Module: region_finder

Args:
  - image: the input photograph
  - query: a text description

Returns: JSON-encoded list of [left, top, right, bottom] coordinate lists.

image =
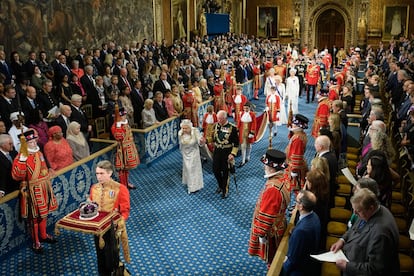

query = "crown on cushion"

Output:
[[79, 201, 99, 220]]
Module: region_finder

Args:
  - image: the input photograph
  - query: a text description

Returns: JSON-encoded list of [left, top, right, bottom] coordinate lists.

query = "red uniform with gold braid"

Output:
[[274, 64, 286, 82], [311, 96, 331, 137], [253, 65, 261, 99], [111, 107, 139, 187], [329, 83, 340, 101], [248, 165, 290, 265], [213, 81, 226, 112], [238, 110, 257, 144], [12, 129, 58, 251], [265, 93, 281, 123], [305, 63, 320, 86], [232, 93, 248, 125], [182, 90, 199, 127], [89, 178, 131, 264], [202, 110, 217, 152], [285, 130, 308, 190]]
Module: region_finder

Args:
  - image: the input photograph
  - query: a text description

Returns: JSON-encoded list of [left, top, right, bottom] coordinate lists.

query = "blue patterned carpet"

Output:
[[1, 94, 318, 276]]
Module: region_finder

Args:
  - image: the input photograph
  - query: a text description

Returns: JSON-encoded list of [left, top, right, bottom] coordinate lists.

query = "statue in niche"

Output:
[[199, 8, 207, 38], [293, 12, 300, 39], [177, 7, 186, 38], [357, 7, 367, 40]]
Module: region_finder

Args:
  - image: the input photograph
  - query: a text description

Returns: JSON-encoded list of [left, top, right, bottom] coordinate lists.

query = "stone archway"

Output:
[[307, 2, 353, 50]]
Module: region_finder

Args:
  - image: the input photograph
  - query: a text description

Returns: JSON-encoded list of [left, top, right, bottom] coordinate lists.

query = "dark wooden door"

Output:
[[317, 9, 345, 50]]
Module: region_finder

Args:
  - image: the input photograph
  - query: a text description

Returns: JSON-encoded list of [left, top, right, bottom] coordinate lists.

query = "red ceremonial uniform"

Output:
[[266, 94, 281, 123], [274, 64, 287, 81], [12, 150, 58, 218], [202, 111, 217, 152], [248, 172, 290, 264], [238, 111, 257, 144], [305, 64, 321, 85], [328, 84, 340, 101], [253, 65, 261, 99], [232, 94, 248, 125], [213, 82, 226, 112], [111, 121, 139, 186], [12, 147, 58, 249], [285, 130, 308, 189], [311, 97, 331, 137], [182, 91, 198, 126]]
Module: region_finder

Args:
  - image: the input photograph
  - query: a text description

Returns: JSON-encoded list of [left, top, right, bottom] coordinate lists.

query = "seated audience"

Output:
[[43, 126, 73, 170], [66, 121, 90, 161], [331, 188, 399, 275], [141, 99, 159, 128], [0, 134, 19, 197]]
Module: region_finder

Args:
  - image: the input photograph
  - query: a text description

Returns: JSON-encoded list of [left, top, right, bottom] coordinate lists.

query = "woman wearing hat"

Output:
[[43, 125, 73, 170], [248, 149, 290, 267], [12, 129, 59, 254], [111, 105, 139, 190], [286, 114, 309, 190]]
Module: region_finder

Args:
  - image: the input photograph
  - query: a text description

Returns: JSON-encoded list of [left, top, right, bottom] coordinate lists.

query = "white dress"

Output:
[[263, 75, 276, 96], [275, 83, 287, 125], [285, 76, 300, 115], [178, 127, 204, 193]]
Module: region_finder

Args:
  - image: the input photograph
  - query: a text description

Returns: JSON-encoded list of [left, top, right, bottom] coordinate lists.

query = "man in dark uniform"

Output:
[[209, 110, 239, 199]]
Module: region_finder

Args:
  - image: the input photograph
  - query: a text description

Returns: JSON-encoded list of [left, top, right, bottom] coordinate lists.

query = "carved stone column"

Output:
[[357, 0, 368, 48]]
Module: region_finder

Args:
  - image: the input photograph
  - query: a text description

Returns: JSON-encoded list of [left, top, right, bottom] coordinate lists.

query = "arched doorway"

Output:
[[316, 9, 345, 50]]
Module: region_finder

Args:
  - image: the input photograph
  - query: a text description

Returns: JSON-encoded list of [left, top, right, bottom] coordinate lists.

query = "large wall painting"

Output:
[[0, 0, 155, 55]]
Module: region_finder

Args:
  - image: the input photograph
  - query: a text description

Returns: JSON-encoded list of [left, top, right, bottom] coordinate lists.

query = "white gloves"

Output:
[[19, 155, 27, 162], [248, 134, 254, 139], [116, 122, 122, 128], [264, 106, 269, 112], [291, 172, 298, 178], [259, 236, 268, 245]]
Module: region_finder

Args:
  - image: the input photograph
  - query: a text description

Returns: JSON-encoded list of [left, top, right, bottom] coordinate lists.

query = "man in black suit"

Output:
[[0, 85, 19, 130], [24, 51, 38, 77], [55, 54, 72, 85], [130, 80, 145, 128], [92, 49, 104, 76], [70, 94, 91, 138], [0, 134, 19, 197], [21, 86, 40, 125], [37, 79, 59, 123], [0, 50, 13, 85], [53, 105, 72, 138], [153, 91, 169, 122], [235, 59, 248, 84], [153, 72, 171, 95], [118, 68, 132, 92], [81, 65, 96, 104], [74, 47, 86, 69], [314, 135, 338, 207]]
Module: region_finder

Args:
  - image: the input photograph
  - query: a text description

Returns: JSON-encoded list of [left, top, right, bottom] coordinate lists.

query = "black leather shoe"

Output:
[[237, 162, 245, 168], [221, 192, 228, 199], [32, 244, 44, 254], [42, 235, 57, 244], [215, 187, 222, 194], [128, 183, 137, 190]]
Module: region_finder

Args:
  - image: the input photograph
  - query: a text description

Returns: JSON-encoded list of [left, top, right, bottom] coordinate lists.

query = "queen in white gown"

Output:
[[285, 68, 300, 115], [275, 75, 287, 125], [178, 119, 204, 194]]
